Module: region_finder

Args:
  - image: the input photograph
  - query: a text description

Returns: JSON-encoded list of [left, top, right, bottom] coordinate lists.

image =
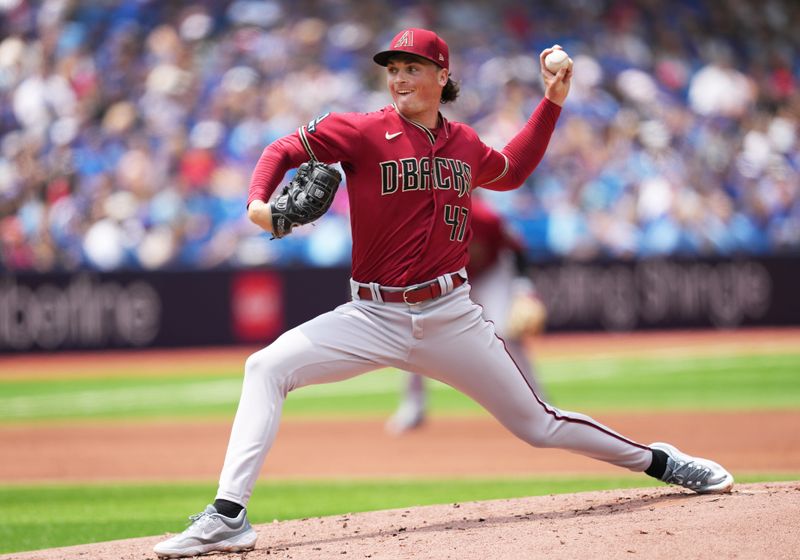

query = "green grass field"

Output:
[[1, 347, 799, 554], [2, 352, 798, 423]]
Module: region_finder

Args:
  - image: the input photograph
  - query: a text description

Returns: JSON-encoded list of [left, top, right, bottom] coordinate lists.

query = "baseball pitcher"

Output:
[[155, 28, 733, 558]]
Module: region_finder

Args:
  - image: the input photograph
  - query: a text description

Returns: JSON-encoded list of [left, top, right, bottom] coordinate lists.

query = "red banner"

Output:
[[230, 272, 284, 343]]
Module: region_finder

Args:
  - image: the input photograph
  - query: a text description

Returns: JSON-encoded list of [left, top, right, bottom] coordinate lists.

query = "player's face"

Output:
[[386, 57, 448, 127]]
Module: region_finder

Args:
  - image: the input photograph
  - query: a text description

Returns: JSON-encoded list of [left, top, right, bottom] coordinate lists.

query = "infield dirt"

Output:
[[1, 410, 799, 481]]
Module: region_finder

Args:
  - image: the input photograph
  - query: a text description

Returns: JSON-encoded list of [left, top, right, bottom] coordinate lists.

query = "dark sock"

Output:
[[645, 448, 668, 480], [213, 498, 244, 518]]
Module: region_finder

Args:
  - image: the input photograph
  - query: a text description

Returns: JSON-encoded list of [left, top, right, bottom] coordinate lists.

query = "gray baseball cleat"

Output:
[[153, 505, 257, 558], [385, 399, 426, 435], [650, 442, 734, 494]]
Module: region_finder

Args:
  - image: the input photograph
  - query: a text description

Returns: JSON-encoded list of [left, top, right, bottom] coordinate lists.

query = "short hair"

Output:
[[385, 53, 459, 104]]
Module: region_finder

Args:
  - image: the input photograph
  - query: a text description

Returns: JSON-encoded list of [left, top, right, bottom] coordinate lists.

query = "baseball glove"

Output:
[[269, 161, 342, 239], [506, 292, 548, 340]]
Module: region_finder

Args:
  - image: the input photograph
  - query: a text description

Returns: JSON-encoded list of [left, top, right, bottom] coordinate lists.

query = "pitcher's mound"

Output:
[[7, 482, 799, 560]]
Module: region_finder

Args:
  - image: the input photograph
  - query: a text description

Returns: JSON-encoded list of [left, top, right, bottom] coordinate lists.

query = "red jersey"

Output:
[[248, 98, 560, 286], [467, 198, 524, 279]]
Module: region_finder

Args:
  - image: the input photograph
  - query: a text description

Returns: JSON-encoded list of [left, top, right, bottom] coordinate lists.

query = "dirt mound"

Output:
[[6, 482, 798, 560]]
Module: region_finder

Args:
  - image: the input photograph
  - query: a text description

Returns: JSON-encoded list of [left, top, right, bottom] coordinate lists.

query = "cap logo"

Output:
[[439, 53, 444, 61], [394, 30, 413, 47]]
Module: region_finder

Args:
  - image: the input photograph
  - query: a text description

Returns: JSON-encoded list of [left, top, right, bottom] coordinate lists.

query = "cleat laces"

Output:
[[185, 510, 217, 531], [664, 459, 713, 488]]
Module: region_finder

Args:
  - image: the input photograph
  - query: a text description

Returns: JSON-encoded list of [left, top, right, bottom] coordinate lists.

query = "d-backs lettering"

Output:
[[380, 157, 472, 198]]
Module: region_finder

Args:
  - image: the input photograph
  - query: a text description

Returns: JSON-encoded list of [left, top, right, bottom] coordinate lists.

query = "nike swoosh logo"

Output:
[[385, 131, 403, 140]]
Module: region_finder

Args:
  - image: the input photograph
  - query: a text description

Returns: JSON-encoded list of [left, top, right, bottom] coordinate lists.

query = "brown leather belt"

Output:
[[356, 274, 465, 305]]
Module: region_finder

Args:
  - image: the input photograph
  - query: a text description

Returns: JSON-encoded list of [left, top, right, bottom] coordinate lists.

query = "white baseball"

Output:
[[544, 49, 569, 73]]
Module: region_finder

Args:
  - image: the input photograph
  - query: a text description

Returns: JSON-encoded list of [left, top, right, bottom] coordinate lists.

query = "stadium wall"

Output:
[[1, 257, 797, 353]]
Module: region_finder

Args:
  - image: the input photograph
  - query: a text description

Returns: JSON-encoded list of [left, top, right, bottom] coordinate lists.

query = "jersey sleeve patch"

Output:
[[306, 112, 330, 134], [296, 111, 362, 165]]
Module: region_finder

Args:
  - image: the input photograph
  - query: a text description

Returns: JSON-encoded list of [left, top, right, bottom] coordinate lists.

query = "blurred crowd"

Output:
[[0, 0, 798, 271]]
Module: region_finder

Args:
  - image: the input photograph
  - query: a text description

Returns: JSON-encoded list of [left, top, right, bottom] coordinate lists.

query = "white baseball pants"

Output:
[[216, 272, 653, 506]]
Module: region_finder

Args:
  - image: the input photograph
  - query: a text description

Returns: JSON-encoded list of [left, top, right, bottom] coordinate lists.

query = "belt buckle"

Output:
[[402, 286, 423, 305]]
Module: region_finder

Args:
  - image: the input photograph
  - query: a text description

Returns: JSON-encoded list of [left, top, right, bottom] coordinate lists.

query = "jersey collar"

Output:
[[390, 104, 450, 144]]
